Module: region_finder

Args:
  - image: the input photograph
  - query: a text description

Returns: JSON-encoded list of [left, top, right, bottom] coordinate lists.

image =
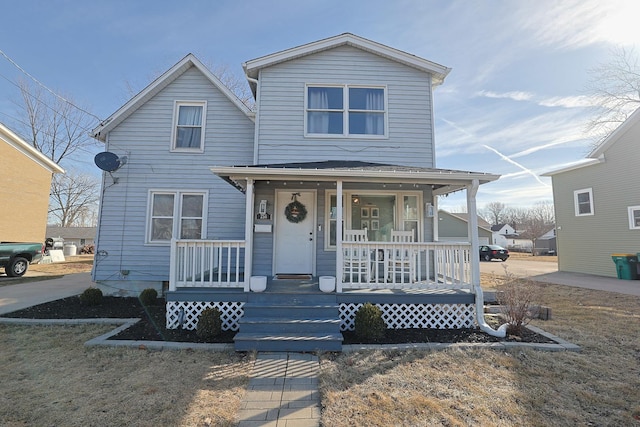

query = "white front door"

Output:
[[274, 190, 316, 275]]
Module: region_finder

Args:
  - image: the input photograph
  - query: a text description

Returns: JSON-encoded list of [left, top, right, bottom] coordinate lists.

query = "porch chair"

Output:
[[343, 229, 372, 284], [388, 230, 417, 283]]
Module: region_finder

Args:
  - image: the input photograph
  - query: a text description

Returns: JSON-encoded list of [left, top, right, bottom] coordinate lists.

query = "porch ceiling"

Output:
[[210, 160, 499, 195]]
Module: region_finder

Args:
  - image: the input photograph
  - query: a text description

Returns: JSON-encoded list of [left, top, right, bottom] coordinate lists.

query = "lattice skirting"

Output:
[[339, 303, 476, 331], [166, 301, 245, 331], [166, 301, 475, 332]]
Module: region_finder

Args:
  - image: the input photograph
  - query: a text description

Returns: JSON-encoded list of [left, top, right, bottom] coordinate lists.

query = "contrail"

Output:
[[483, 145, 549, 187]]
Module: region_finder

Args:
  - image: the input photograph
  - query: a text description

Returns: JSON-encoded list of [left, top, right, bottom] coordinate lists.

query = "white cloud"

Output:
[[476, 90, 534, 101]]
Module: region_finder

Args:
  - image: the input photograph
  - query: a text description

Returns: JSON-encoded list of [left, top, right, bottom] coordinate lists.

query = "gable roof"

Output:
[[243, 33, 451, 96], [0, 122, 64, 173], [212, 160, 499, 195], [543, 106, 640, 176], [91, 54, 254, 142], [46, 226, 96, 240], [440, 210, 492, 231]]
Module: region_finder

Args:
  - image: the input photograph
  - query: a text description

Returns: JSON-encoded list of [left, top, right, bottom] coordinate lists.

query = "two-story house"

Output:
[[91, 33, 505, 351], [543, 106, 640, 277]]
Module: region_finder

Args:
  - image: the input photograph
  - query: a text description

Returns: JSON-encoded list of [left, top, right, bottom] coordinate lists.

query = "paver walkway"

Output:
[[237, 352, 320, 427]]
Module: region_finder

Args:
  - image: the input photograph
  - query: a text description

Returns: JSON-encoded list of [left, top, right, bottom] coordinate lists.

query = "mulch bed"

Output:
[[1, 296, 554, 344]]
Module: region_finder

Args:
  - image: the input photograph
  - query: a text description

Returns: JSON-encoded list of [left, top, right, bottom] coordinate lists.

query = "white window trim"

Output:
[[304, 84, 388, 138], [170, 100, 207, 153], [145, 189, 209, 245], [573, 188, 594, 216], [628, 205, 640, 229], [324, 190, 422, 250]]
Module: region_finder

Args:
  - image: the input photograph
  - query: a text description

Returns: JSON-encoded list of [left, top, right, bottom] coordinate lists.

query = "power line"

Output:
[[0, 48, 103, 122]]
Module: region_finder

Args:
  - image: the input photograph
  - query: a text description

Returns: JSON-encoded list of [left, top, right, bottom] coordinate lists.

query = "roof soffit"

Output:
[[0, 122, 65, 173]]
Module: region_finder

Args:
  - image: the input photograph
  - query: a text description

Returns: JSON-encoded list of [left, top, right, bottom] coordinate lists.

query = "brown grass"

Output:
[[0, 324, 253, 426], [508, 252, 558, 263], [28, 256, 95, 275], [319, 282, 640, 426]]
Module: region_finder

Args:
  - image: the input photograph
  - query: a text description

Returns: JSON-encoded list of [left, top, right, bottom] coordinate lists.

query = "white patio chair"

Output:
[[388, 230, 417, 283], [343, 229, 371, 283]]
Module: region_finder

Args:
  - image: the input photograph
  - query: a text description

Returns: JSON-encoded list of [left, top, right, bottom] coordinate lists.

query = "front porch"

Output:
[[164, 161, 505, 351], [166, 275, 476, 352]]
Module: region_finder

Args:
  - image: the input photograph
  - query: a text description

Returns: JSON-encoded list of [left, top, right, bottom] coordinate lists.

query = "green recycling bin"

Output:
[[611, 254, 638, 280]]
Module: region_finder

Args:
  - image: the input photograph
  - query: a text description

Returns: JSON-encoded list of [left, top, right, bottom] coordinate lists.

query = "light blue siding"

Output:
[[255, 45, 434, 167], [94, 67, 254, 289]]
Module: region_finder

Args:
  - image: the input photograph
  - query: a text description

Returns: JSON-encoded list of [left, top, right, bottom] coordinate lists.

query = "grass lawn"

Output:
[[2, 257, 638, 425], [319, 282, 640, 426]]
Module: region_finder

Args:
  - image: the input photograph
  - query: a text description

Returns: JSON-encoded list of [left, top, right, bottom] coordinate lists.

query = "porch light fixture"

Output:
[[352, 195, 360, 205]]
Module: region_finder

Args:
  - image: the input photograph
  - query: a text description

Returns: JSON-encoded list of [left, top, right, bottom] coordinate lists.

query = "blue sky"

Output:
[[1, 0, 638, 211]]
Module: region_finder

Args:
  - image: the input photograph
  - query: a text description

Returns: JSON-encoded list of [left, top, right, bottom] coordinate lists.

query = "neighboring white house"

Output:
[[490, 224, 517, 247], [90, 33, 505, 351], [543, 106, 640, 278]]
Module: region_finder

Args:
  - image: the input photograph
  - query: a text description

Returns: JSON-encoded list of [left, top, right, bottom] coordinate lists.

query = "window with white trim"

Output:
[[171, 101, 206, 151], [306, 86, 386, 137], [628, 206, 640, 229], [147, 191, 207, 243], [574, 188, 594, 216]]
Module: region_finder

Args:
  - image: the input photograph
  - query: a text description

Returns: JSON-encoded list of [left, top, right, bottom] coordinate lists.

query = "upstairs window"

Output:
[[574, 188, 594, 216], [172, 101, 206, 151], [306, 85, 386, 137]]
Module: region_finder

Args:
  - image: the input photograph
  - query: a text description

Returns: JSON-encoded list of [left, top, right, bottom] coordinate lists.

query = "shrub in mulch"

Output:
[[1, 296, 554, 344]]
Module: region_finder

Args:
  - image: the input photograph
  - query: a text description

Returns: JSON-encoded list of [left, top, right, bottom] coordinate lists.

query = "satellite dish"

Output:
[[94, 152, 127, 172]]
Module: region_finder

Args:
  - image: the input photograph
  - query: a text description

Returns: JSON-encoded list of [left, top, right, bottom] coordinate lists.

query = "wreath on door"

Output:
[[285, 193, 307, 223]]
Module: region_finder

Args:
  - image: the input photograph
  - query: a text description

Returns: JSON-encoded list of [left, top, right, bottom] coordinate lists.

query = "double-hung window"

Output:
[[306, 85, 386, 137], [172, 101, 206, 151], [574, 188, 594, 216], [147, 190, 207, 243], [628, 206, 640, 229]]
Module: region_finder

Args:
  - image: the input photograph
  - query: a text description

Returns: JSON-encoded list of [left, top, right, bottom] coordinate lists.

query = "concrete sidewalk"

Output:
[[237, 353, 320, 427], [0, 272, 93, 315], [531, 271, 640, 297]]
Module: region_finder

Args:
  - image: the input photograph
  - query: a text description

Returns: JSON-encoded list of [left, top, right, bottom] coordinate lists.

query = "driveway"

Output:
[[481, 258, 640, 297], [0, 272, 92, 315]]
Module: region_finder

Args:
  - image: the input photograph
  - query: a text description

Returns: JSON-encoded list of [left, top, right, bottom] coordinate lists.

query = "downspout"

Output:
[[246, 75, 260, 165], [467, 179, 507, 338]]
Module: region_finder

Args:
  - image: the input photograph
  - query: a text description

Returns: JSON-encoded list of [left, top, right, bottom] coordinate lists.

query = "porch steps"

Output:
[[235, 292, 342, 352]]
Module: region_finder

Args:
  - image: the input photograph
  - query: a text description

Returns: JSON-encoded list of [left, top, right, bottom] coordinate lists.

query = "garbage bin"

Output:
[[611, 254, 638, 280]]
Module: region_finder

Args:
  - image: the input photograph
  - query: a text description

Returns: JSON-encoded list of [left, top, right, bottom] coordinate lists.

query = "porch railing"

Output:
[[340, 241, 472, 290], [169, 239, 245, 291]]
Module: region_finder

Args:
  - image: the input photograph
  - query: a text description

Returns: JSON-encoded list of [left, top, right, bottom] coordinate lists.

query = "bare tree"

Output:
[[48, 172, 100, 227], [511, 201, 555, 255], [207, 62, 255, 110], [585, 46, 640, 147], [17, 80, 97, 165], [481, 201, 507, 225]]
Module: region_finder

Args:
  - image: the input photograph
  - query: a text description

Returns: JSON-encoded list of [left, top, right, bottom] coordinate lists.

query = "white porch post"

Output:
[[336, 180, 343, 292], [244, 178, 255, 291], [466, 179, 480, 286]]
